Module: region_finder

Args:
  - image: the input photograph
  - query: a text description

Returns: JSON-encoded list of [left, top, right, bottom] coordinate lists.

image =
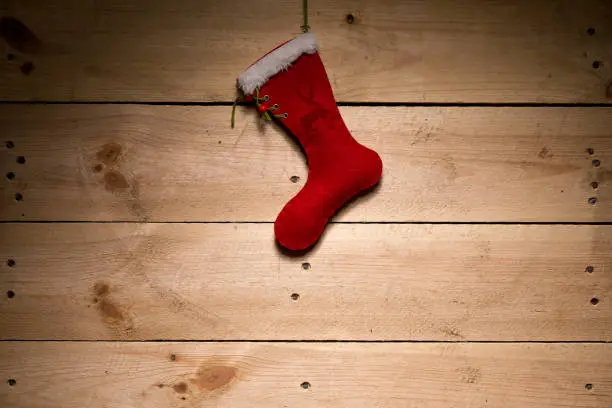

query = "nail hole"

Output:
[[170, 354, 177, 361], [591, 181, 599, 189], [585, 265, 594, 273], [301, 262, 311, 270], [6, 53, 14, 61], [587, 28, 595, 36], [7, 259, 16, 267], [592, 159, 600, 167], [7, 379, 16, 386], [6, 141, 14, 149], [16, 156, 25, 164], [14, 193, 23, 202], [301, 381, 311, 389], [592, 61, 601, 69], [585, 383, 593, 390], [586, 148, 594, 155], [6, 172, 15, 180], [291, 293, 300, 301], [290, 175, 300, 183], [588, 197, 597, 205], [590, 297, 599, 305], [345, 13, 355, 24], [20, 61, 34, 75], [7, 290, 15, 299]]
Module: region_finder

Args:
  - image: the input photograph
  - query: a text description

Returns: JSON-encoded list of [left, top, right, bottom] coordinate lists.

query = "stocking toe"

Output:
[[274, 200, 327, 251]]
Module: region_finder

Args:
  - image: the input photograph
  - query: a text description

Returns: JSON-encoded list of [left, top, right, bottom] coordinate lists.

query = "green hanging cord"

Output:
[[231, 96, 240, 129], [301, 0, 310, 33]]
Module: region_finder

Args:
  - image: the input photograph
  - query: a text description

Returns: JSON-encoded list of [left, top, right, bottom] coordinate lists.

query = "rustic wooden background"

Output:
[[1, 0, 611, 407]]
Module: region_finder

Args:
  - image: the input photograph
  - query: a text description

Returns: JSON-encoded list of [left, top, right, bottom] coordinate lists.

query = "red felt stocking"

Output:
[[237, 33, 383, 250]]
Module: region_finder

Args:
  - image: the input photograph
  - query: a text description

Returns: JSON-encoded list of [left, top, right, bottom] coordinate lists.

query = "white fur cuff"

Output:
[[237, 32, 318, 95]]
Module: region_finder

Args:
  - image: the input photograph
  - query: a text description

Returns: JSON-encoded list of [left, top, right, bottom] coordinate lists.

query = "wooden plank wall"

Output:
[[0, 0, 611, 102], [1, 223, 610, 341], [1, 1, 612, 407], [1, 105, 611, 222], [2, 343, 611, 408]]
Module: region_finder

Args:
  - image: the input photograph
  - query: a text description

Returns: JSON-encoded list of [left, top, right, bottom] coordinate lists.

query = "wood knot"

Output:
[[96, 143, 123, 166], [94, 282, 110, 297], [191, 365, 237, 392], [0, 16, 42, 54], [91, 282, 128, 325], [172, 382, 188, 394]]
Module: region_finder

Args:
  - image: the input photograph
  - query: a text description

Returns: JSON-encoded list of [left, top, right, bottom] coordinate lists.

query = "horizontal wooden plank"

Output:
[[1, 223, 610, 340], [0, 0, 611, 102], [1, 105, 610, 222], [1, 342, 610, 408]]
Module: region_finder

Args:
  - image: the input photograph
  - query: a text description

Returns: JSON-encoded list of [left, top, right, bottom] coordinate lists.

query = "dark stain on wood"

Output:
[[104, 171, 130, 191], [92, 281, 126, 323], [94, 282, 110, 297], [538, 147, 553, 159], [20, 61, 34, 75], [128, 178, 148, 221], [606, 81, 612, 98], [457, 366, 481, 384], [479, 240, 492, 260], [173, 382, 188, 394], [441, 326, 463, 338], [0, 17, 42, 54], [99, 298, 124, 321], [191, 365, 237, 392], [95, 143, 148, 219], [96, 143, 123, 166]]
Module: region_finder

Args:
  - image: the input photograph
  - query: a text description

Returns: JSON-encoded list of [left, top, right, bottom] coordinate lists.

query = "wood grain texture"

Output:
[[0, 0, 611, 102], [1, 342, 610, 408], [1, 105, 611, 222], [1, 223, 610, 340]]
